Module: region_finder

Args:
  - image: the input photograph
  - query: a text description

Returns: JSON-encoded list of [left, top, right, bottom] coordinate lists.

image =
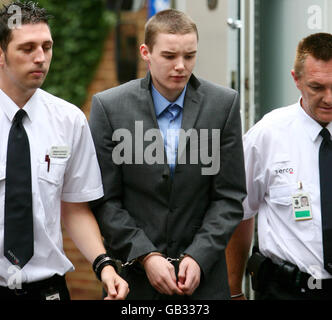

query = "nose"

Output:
[[34, 46, 45, 64], [323, 88, 332, 106], [174, 58, 185, 72]]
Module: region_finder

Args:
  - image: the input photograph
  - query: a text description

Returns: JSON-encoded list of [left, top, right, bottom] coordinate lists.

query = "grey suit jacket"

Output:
[[89, 73, 246, 299]]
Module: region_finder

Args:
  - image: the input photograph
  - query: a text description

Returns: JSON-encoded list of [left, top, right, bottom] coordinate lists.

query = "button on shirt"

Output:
[[0, 89, 103, 286], [243, 99, 332, 279], [151, 84, 186, 175]]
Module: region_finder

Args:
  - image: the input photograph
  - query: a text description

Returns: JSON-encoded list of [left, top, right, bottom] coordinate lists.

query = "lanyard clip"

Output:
[[297, 181, 303, 190]]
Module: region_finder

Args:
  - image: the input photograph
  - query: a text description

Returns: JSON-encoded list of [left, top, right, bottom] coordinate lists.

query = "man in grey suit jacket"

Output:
[[89, 9, 246, 300]]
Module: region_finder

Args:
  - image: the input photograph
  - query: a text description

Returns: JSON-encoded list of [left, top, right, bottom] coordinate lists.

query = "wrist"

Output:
[[229, 282, 243, 296], [231, 292, 244, 299], [100, 264, 116, 277], [92, 253, 120, 281], [139, 252, 164, 266]]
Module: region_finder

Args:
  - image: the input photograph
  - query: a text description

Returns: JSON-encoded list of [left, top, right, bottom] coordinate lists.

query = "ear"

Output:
[[140, 44, 150, 63], [291, 69, 301, 91], [0, 47, 5, 67]]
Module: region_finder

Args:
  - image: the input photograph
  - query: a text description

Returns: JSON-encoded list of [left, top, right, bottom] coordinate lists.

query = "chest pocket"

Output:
[[37, 158, 67, 232], [269, 183, 316, 241], [269, 183, 296, 206], [38, 157, 68, 185]]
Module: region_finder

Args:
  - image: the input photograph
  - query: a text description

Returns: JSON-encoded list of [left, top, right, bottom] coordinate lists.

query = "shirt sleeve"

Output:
[[61, 112, 104, 202], [242, 131, 265, 220]]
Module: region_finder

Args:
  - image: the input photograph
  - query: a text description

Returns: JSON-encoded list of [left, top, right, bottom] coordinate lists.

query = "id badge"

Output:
[[49, 146, 70, 159], [292, 192, 313, 221]]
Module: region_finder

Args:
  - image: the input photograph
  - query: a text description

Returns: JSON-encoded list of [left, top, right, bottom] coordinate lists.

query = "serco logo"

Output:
[[275, 168, 294, 175]]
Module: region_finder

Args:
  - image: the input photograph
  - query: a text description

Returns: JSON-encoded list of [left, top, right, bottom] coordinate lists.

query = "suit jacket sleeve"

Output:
[[88, 94, 157, 262], [184, 92, 247, 276]]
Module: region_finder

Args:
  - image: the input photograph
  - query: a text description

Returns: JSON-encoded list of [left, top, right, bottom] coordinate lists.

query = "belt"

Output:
[[268, 258, 332, 292], [0, 274, 65, 296]]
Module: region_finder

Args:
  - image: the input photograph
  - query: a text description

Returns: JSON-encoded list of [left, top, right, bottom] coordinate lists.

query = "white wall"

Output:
[[258, 0, 332, 116], [175, 0, 230, 86]]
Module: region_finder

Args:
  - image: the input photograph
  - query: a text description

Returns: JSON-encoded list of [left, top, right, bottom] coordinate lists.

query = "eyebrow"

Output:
[[307, 81, 324, 86], [161, 50, 197, 55], [17, 40, 53, 47]]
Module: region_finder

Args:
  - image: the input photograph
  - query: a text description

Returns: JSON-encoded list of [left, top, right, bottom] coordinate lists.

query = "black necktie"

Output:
[[319, 127, 332, 274], [4, 109, 33, 268]]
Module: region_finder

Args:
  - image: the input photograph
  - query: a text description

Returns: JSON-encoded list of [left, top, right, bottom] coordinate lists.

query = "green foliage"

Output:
[[38, 0, 114, 107]]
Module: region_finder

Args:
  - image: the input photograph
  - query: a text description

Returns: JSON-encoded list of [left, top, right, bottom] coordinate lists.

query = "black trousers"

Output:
[[0, 274, 70, 300]]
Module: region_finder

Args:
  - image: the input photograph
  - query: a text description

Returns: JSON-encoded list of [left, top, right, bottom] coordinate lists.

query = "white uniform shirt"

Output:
[[243, 99, 332, 279], [0, 88, 103, 287]]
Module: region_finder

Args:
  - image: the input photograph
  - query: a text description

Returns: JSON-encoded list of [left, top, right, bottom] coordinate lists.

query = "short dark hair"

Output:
[[144, 9, 199, 52], [0, 1, 51, 51], [294, 32, 332, 78]]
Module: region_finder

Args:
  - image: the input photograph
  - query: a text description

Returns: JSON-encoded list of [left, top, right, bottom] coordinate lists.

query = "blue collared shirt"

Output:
[[151, 84, 187, 176]]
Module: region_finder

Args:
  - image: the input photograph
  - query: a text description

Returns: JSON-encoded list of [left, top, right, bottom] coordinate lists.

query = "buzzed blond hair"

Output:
[[144, 9, 198, 52]]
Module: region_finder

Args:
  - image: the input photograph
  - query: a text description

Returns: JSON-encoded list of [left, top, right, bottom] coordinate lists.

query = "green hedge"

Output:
[[38, 0, 115, 107]]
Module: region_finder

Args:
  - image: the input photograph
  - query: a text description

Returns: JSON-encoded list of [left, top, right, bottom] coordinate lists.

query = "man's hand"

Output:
[[143, 255, 184, 296], [101, 265, 129, 300], [177, 255, 201, 296]]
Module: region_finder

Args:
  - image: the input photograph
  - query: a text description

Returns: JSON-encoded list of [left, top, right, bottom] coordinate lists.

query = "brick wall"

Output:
[[63, 6, 147, 300], [81, 7, 148, 118], [62, 229, 103, 300]]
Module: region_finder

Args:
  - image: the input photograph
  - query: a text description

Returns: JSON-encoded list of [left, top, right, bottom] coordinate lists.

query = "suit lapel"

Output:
[[181, 74, 202, 131], [177, 75, 203, 164], [140, 72, 172, 185], [140, 72, 159, 129]]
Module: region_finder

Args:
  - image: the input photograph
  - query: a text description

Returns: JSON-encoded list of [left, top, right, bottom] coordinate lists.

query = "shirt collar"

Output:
[[0, 88, 39, 123], [296, 97, 332, 142], [151, 84, 187, 117]]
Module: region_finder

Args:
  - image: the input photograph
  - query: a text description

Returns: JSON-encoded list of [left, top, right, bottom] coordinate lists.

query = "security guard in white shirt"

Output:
[[0, 1, 129, 300], [226, 32, 332, 300]]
